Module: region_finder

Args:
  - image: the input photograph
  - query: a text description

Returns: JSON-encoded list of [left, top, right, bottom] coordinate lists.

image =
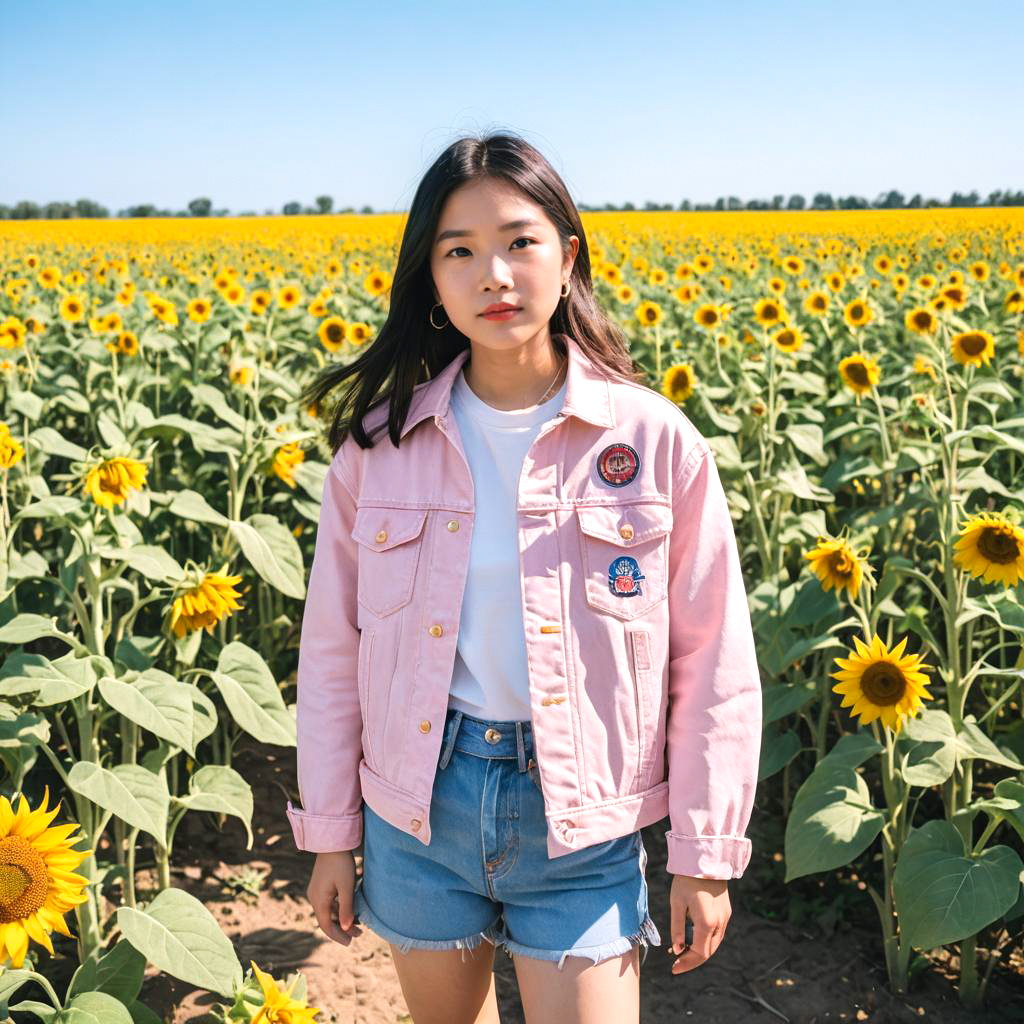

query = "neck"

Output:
[[462, 332, 565, 411]]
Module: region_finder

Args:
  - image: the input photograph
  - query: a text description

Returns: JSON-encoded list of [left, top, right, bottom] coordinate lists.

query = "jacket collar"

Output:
[[398, 332, 615, 439]]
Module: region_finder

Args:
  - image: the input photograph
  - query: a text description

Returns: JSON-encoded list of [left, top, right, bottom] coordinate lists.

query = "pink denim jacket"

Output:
[[285, 333, 762, 878]]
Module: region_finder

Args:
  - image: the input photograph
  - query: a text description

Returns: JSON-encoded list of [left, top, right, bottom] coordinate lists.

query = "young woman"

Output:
[[287, 131, 762, 1024]]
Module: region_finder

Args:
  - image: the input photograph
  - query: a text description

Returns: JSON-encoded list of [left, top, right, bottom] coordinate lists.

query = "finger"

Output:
[[314, 895, 356, 945]]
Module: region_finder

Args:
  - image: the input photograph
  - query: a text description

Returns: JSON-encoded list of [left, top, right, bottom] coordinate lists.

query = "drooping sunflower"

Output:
[[831, 634, 933, 735], [952, 512, 1024, 587], [804, 536, 867, 601], [169, 564, 245, 637], [0, 786, 92, 970], [248, 961, 320, 1023], [82, 456, 149, 509], [635, 300, 663, 327], [842, 298, 874, 329], [661, 363, 696, 403], [0, 422, 26, 470], [838, 352, 881, 395], [271, 442, 305, 489], [904, 307, 937, 335], [951, 329, 995, 368], [317, 316, 347, 352]]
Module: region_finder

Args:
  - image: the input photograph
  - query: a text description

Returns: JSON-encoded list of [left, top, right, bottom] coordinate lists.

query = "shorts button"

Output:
[[419, 720, 430, 733], [410, 818, 421, 831], [375, 529, 388, 543], [428, 624, 443, 637], [447, 519, 460, 531], [619, 524, 634, 539], [484, 728, 502, 744]]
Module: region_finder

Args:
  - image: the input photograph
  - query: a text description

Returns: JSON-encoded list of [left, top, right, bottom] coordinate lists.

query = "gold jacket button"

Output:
[[375, 529, 388, 543], [419, 720, 431, 733], [619, 524, 634, 539], [447, 519, 460, 531], [410, 818, 422, 831], [428, 624, 443, 637]]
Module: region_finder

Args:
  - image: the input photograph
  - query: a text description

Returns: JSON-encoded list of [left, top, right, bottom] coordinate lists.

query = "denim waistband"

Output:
[[439, 706, 534, 771]]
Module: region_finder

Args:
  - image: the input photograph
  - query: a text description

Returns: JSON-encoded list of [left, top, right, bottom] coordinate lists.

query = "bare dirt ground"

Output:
[[28, 740, 1023, 1023]]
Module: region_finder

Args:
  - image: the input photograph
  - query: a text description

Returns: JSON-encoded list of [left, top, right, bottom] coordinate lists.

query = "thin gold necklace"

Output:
[[531, 355, 566, 407]]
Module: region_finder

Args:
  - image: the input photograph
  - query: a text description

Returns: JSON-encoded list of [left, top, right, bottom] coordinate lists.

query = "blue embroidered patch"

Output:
[[608, 556, 645, 598]]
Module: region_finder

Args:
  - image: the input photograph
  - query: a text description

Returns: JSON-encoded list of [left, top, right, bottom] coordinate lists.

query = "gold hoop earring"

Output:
[[560, 280, 571, 299], [429, 302, 449, 329]]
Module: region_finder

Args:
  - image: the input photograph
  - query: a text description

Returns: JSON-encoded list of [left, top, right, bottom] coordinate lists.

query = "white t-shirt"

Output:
[[447, 363, 569, 722]]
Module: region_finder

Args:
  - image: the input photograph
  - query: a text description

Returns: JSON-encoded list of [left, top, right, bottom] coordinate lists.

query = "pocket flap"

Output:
[[576, 502, 672, 545], [351, 506, 428, 550]]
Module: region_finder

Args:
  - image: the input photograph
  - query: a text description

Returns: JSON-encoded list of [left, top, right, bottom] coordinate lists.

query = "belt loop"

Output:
[[516, 721, 527, 772], [438, 710, 463, 770]]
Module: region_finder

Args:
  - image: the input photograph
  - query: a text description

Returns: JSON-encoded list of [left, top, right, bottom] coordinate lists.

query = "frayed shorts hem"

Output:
[[354, 889, 503, 960], [492, 912, 662, 972]]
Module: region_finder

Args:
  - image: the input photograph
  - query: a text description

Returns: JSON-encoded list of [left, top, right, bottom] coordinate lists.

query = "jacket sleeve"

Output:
[[664, 439, 762, 879], [285, 440, 365, 853]]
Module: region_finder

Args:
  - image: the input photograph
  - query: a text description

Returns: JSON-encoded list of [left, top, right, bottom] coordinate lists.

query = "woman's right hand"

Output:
[[307, 850, 364, 945]]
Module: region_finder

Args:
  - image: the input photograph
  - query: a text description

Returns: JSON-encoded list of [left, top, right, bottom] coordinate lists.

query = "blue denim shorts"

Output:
[[352, 707, 662, 971]]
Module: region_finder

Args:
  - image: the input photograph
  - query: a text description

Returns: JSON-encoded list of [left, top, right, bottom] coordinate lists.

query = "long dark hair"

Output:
[[299, 131, 645, 456]]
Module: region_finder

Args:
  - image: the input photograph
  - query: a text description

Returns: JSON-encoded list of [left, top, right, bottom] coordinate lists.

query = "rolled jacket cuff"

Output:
[[286, 799, 363, 853], [665, 831, 752, 879]]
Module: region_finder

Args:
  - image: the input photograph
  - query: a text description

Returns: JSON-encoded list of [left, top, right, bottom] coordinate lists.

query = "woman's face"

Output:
[[429, 177, 578, 350]]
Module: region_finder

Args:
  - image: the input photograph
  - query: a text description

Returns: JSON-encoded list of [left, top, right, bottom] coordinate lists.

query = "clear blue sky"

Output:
[[2, 0, 1021, 213]]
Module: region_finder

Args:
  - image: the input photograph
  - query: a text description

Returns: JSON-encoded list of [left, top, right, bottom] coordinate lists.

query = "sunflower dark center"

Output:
[[851, 304, 864, 319], [326, 324, 343, 343], [978, 527, 1020, 564], [913, 312, 931, 329], [829, 550, 855, 577], [847, 362, 870, 387], [961, 333, 986, 356], [860, 663, 907, 706]]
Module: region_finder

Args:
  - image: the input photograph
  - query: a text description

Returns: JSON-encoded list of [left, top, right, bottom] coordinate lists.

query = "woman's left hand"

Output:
[[668, 874, 731, 974]]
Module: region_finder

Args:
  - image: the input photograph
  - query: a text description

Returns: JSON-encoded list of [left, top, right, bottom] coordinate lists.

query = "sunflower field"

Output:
[[1, 207, 1023, 1019]]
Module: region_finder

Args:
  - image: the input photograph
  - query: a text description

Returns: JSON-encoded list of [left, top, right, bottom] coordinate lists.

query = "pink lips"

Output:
[[481, 307, 521, 320]]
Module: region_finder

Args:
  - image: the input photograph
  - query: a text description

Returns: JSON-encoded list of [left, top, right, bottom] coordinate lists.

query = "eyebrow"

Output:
[[434, 218, 542, 246]]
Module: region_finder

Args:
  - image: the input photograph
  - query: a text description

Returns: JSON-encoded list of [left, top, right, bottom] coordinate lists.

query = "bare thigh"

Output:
[[513, 945, 640, 1024], [388, 939, 501, 1024]]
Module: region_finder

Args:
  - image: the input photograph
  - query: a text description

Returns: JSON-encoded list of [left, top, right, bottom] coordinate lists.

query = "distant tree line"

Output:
[[579, 189, 1024, 212], [2, 189, 1023, 220]]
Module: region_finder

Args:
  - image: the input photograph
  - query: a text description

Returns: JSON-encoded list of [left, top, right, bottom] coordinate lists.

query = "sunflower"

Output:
[[37, 266, 61, 289], [913, 355, 938, 382], [364, 269, 392, 297], [0, 423, 26, 469], [601, 263, 623, 285], [939, 285, 967, 310], [694, 304, 721, 329], [317, 316, 347, 351], [803, 291, 829, 316], [615, 284, 636, 304], [838, 352, 881, 395], [826, 272, 845, 292], [325, 258, 342, 277], [59, 294, 86, 323], [187, 297, 212, 324], [348, 322, 373, 345], [169, 564, 245, 637], [904, 307, 937, 335], [250, 289, 271, 316], [277, 284, 303, 310], [0, 317, 27, 348], [753, 297, 785, 328], [951, 329, 995, 368], [248, 961, 320, 1023], [222, 284, 246, 306], [271, 442, 305, 488], [830, 634, 933, 735], [674, 284, 700, 304], [1004, 289, 1024, 314], [661, 363, 696, 402], [782, 256, 804, 275], [230, 360, 255, 388], [952, 512, 1024, 587], [768, 276, 787, 294], [0, 786, 91, 970], [772, 326, 804, 353], [842, 298, 873, 329], [967, 261, 989, 282], [804, 536, 866, 601], [82, 456, 149, 509], [635, 300, 663, 327]]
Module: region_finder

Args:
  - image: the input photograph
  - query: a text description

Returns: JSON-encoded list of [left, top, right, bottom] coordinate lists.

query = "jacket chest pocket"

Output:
[[575, 502, 672, 619], [351, 506, 428, 617]]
